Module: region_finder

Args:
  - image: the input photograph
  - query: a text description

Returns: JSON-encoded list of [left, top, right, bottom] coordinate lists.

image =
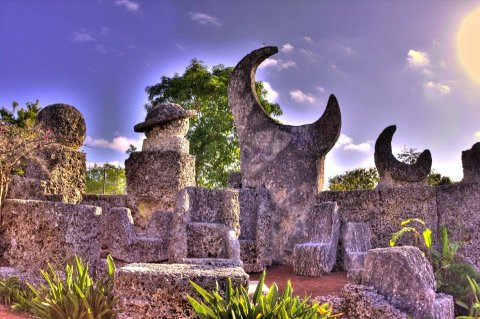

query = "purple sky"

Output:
[[1, 0, 480, 187]]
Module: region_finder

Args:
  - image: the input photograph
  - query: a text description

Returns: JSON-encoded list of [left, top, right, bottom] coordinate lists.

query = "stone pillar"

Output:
[[125, 103, 196, 227], [462, 142, 480, 183], [24, 103, 86, 204]]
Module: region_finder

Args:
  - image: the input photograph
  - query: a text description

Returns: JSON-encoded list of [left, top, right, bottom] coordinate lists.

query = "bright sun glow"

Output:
[[457, 7, 480, 84]]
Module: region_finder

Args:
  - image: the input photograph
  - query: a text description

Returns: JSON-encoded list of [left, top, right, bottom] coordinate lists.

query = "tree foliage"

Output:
[[85, 164, 126, 195], [145, 59, 282, 188], [0, 100, 41, 128], [328, 167, 379, 191]]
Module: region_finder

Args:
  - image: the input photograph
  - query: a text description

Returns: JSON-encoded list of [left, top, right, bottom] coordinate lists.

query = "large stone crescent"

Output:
[[374, 125, 432, 183], [227, 46, 341, 155]]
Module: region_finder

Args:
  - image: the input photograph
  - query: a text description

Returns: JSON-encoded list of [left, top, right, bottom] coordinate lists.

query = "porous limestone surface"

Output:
[[341, 222, 371, 271], [462, 142, 480, 183], [292, 202, 339, 276], [24, 145, 86, 204], [134, 102, 195, 133], [374, 125, 431, 188], [125, 151, 195, 218], [101, 207, 169, 263], [238, 187, 273, 272], [342, 284, 408, 319], [114, 263, 248, 319], [35, 103, 86, 150], [1, 199, 101, 274], [228, 46, 341, 264], [436, 183, 480, 269], [362, 246, 437, 318]]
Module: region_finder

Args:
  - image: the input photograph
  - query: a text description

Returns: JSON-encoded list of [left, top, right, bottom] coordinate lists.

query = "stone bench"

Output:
[[114, 263, 248, 319]]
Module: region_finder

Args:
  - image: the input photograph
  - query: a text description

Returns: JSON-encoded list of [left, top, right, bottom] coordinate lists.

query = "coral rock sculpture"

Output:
[[374, 125, 431, 188], [228, 46, 341, 263]]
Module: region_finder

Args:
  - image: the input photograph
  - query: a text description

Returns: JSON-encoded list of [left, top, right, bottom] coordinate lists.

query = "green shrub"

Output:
[[187, 271, 341, 319], [27, 255, 117, 319], [0, 276, 33, 311], [456, 275, 480, 318]]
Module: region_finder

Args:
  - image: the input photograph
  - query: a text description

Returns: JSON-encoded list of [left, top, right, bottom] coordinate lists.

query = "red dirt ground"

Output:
[[0, 306, 31, 319], [249, 265, 348, 297]]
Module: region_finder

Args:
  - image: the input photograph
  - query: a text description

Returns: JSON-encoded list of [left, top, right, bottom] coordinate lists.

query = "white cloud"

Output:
[[114, 0, 139, 12], [262, 82, 279, 102], [175, 44, 186, 52], [188, 12, 222, 26], [334, 133, 372, 153], [289, 89, 316, 104], [424, 81, 451, 96], [72, 31, 96, 42], [406, 49, 430, 69], [303, 36, 314, 44], [259, 58, 296, 70], [85, 136, 144, 153], [281, 43, 294, 53], [315, 86, 326, 93]]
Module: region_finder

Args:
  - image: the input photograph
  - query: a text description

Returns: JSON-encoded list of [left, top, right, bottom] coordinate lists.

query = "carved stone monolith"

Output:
[[228, 46, 341, 263], [462, 142, 480, 183]]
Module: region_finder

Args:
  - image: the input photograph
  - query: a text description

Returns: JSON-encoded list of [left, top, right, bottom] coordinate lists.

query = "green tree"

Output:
[[145, 59, 282, 188], [328, 167, 379, 191], [85, 164, 126, 195], [0, 100, 41, 128]]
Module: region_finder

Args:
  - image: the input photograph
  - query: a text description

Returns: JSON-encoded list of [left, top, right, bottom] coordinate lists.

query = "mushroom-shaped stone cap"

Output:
[[134, 102, 195, 133], [35, 103, 86, 149]]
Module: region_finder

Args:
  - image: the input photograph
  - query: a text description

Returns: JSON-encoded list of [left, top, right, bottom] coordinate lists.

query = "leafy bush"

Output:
[[27, 255, 117, 319], [456, 275, 480, 318], [0, 276, 33, 311], [187, 271, 341, 319]]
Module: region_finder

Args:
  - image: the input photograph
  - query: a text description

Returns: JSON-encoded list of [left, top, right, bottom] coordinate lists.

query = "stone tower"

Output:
[[125, 103, 196, 227]]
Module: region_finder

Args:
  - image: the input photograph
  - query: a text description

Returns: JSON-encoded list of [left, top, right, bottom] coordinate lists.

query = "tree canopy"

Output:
[[145, 59, 282, 188], [85, 163, 126, 195], [0, 100, 41, 128]]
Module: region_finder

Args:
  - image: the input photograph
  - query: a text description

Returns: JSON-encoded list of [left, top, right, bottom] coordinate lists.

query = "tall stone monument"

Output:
[[125, 103, 196, 227], [228, 46, 341, 263]]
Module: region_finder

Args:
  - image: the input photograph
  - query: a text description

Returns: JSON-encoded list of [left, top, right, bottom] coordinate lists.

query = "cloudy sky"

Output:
[[1, 0, 480, 188]]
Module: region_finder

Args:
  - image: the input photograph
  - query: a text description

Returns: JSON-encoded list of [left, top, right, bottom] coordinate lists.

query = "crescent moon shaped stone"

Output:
[[374, 125, 432, 188], [228, 46, 341, 263]]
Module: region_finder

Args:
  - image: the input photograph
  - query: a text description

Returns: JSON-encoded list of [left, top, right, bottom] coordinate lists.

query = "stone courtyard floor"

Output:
[[249, 265, 347, 297]]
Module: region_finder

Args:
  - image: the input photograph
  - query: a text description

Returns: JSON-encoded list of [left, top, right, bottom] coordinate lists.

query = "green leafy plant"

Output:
[[27, 255, 117, 319], [390, 218, 433, 261], [187, 271, 341, 319], [0, 276, 33, 311], [456, 275, 480, 319]]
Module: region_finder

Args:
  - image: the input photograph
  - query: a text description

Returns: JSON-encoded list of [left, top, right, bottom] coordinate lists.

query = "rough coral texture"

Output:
[[228, 46, 341, 264], [100, 207, 169, 263], [125, 151, 195, 222], [24, 145, 86, 204], [35, 103, 86, 150], [134, 102, 195, 133], [362, 246, 437, 318], [1, 199, 101, 274], [169, 187, 242, 267], [292, 202, 339, 276], [318, 181, 480, 271], [238, 187, 273, 272], [342, 284, 408, 319], [462, 142, 480, 183], [341, 222, 371, 271], [374, 125, 432, 188], [114, 263, 248, 319]]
